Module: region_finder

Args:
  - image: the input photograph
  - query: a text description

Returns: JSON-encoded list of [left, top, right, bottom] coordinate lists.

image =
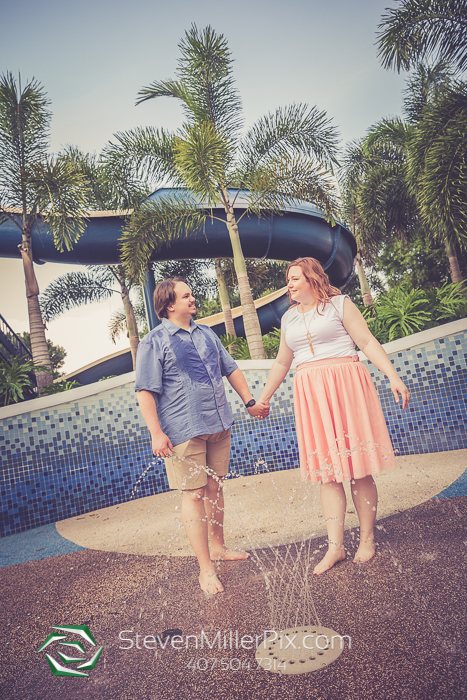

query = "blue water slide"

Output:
[[0, 189, 356, 279], [0, 189, 356, 378]]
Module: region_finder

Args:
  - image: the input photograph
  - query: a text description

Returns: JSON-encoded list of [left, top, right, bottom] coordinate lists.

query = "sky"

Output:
[[0, 0, 409, 374]]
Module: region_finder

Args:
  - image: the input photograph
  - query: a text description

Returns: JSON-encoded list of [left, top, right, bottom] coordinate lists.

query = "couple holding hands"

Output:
[[135, 258, 410, 594]]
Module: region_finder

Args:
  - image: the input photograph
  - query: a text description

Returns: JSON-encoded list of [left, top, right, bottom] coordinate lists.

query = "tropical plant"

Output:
[[262, 327, 282, 359], [377, 3, 467, 280], [432, 281, 467, 320], [41, 379, 81, 395], [340, 124, 416, 305], [407, 81, 467, 279], [360, 280, 466, 344], [106, 25, 339, 358], [341, 63, 466, 290], [377, 0, 467, 73], [0, 73, 90, 391], [377, 286, 432, 340], [0, 357, 48, 406], [40, 265, 142, 368], [18, 332, 67, 379], [220, 335, 251, 360], [51, 147, 151, 366], [220, 327, 281, 359], [220, 259, 288, 299]]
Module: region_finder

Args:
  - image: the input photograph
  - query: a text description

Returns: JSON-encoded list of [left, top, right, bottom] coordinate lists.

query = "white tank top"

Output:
[[281, 295, 357, 366]]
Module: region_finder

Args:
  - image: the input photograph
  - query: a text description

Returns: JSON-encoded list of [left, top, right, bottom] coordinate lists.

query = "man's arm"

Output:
[[226, 368, 269, 418], [136, 390, 174, 458]]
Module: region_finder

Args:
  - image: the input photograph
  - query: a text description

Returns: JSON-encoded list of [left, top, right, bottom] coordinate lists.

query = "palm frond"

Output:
[[237, 104, 340, 181], [108, 310, 127, 343], [62, 144, 149, 211], [28, 156, 90, 251], [120, 192, 207, 281], [0, 72, 51, 210], [153, 259, 217, 298], [137, 25, 243, 142], [402, 60, 454, 122], [377, 0, 467, 73], [244, 154, 339, 222], [39, 270, 119, 322], [102, 127, 181, 186], [174, 121, 229, 204], [177, 24, 243, 140], [408, 81, 467, 247], [137, 79, 190, 105], [364, 118, 414, 159]]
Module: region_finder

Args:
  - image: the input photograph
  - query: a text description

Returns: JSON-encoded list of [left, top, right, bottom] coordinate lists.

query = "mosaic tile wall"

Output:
[[1, 329, 466, 537]]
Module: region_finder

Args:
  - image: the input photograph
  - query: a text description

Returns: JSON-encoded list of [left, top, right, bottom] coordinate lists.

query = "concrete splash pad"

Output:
[[55, 450, 467, 556], [2, 449, 467, 698]]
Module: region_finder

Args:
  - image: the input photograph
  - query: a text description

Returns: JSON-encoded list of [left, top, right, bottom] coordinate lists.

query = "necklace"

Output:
[[300, 304, 316, 355]]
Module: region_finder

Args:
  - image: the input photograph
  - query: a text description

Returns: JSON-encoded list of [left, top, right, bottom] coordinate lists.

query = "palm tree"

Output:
[[105, 25, 339, 359], [407, 81, 467, 281], [56, 147, 150, 365], [39, 266, 142, 368], [0, 73, 90, 390], [377, 3, 467, 281], [339, 130, 415, 306], [377, 0, 467, 73], [342, 64, 466, 287]]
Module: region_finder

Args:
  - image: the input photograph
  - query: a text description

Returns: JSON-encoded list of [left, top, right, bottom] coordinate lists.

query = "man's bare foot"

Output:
[[211, 547, 249, 561], [353, 540, 376, 563], [313, 548, 346, 575], [199, 569, 224, 594]]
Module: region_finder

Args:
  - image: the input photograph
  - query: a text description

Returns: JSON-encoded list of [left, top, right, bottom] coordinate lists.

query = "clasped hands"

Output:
[[247, 400, 270, 420]]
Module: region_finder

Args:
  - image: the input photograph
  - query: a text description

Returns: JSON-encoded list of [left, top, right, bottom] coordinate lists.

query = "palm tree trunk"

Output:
[[221, 189, 265, 359], [355, 252, 374, 306], [116, 266, 140, 369], [19, 237, 53, 391], [445, 239, 465, 284], [214, 258, 236, 338]]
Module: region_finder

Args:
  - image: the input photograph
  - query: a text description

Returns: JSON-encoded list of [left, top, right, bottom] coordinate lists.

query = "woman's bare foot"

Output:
[[199, 569, 224, 594], [211, 547, 249, 561], [313, 548, 346, 575], [353, 540, 376, 563]]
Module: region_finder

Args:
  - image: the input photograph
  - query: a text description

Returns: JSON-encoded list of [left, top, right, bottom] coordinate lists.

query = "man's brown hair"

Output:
[[153, 277, 187, 319]]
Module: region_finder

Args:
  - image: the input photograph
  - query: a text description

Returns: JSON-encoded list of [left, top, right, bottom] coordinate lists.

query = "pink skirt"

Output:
[[293, 356, 396, 483]]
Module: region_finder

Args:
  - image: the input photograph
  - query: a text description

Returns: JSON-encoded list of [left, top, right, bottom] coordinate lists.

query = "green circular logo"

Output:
[[37, 625, 103, 677]]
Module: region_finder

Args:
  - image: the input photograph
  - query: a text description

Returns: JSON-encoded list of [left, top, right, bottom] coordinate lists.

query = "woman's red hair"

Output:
[[286, 257, 341, 311]]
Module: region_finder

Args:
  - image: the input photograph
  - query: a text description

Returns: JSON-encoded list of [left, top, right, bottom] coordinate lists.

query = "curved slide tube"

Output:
[[0, 189, 356, 281], [61, 287, 290, 384], [1, 189, 356, 382]]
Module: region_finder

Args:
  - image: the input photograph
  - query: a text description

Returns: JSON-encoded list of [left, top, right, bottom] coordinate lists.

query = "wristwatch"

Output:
[[245, 399, 256, 408]]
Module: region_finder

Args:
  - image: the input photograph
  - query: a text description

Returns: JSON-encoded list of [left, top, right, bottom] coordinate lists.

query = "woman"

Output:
[[258, 258, 410, 575]]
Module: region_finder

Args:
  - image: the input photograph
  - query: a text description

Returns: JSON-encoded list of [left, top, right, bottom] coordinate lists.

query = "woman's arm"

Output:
[[342, 298, 411, 409], [226, 368, 269, 418], [258, 331, 294, 403]]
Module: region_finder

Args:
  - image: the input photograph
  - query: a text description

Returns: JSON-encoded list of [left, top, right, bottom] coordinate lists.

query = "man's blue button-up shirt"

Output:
[[135, 318, 238, 447]]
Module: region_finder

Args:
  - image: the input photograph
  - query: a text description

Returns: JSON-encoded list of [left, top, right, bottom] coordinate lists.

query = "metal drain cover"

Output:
[[255, 625, 347, 675]]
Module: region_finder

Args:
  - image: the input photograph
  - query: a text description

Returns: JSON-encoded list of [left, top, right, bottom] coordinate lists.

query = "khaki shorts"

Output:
[[164, 429, 231, 490]]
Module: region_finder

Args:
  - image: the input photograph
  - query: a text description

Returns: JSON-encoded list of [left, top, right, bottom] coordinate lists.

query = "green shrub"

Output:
[[432, 281, 467, 322], [41, 379, 81, 395], [360, 281, 466, 344], [220, 328, 282, 360], [376, 287, 432, 341], [0, 358, 48, 406]]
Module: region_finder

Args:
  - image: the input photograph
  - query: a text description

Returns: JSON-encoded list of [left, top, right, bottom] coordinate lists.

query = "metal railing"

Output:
[[0, 313, 37, 405], [0, 313, 33, 365]]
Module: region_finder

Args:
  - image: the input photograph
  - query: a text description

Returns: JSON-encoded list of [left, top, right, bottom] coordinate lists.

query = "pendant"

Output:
[[306, 332, 314, 355]]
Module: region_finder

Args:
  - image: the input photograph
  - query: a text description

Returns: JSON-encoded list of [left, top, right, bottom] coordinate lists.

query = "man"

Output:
[[135, 277, 269, 594]]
